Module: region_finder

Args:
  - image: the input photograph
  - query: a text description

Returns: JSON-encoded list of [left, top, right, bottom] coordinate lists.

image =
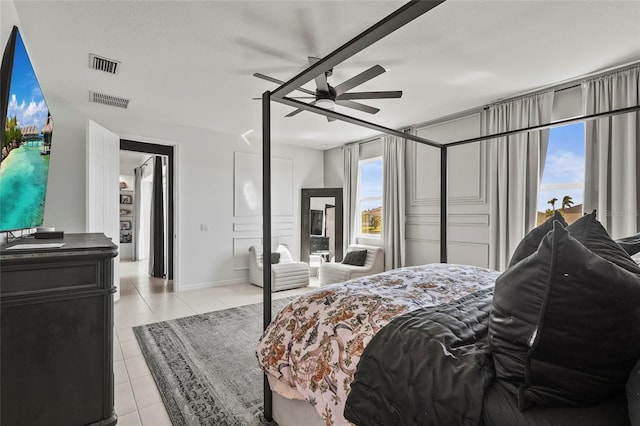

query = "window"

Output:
[[358, 157, 383, 236], [537, 122, 585, 225]]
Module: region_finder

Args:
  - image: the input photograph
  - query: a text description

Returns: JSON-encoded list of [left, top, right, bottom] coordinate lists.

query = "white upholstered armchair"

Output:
[[249, 245, 310, 291], [319, 244, 385, 286]]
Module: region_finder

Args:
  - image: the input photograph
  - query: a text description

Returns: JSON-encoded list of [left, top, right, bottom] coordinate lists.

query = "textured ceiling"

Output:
[[11, 0, 640, 150]]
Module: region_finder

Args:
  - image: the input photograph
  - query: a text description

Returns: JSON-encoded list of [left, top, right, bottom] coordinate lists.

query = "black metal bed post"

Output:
[[440, 146, 448, 263], [261, 90, 273, 422]]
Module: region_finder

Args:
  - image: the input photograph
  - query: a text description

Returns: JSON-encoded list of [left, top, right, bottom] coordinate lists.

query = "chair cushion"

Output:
[[490, 221, 640, 410], [342, 249, 367, 266], [276, 244, 293, 263], [508, 210, 567, 267]]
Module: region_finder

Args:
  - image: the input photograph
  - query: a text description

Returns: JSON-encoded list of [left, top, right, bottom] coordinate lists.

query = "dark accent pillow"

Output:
[[490, 222, 640, 410], [627, 359, 640, 425], [567, 211, 640, 276], [270, 253, 280, 264], [342, 249, 367, 266], [616, 233, 640, 256], [508, 210, 567, 267]]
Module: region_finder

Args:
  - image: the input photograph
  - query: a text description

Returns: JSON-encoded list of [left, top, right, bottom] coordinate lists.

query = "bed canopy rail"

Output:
[[260, 0, 640, 421], [274, 96, 441, 147]]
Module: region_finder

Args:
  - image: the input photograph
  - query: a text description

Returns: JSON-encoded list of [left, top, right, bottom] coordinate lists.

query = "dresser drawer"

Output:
[[0, 260, 103, 296]]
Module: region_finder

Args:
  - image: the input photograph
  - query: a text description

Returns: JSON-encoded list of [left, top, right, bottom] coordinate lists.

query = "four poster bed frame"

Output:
[[259, 1, 640, 423]]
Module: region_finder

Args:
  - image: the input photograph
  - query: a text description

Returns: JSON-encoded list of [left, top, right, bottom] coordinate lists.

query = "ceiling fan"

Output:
[[253, 57, 402, 121]]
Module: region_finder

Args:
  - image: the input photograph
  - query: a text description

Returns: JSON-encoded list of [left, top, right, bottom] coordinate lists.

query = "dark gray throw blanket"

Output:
[[344, 287, 496, 426]]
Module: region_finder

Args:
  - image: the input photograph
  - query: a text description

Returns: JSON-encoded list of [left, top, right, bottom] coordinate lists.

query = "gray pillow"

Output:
[[270, 253, 280, 264], [508, 211, 567, 267], [342, 249, 367, 266], [616, 233, 640, 256], [567, 211, 640, 276], [490, 222, 640, 410]]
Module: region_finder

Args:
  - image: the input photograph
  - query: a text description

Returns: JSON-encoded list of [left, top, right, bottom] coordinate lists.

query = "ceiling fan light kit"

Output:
[[315, 98, 335, 111]]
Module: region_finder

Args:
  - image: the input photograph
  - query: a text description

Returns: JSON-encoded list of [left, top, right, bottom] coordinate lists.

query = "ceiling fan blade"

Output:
[[252, 96, 314, 100], [253, 73, 316, 96], [334, 65, 386, 96], [308, 57, 328, 92], [336, 90, 402, 100], [335, 100, 379, 115], [285, 108, 304, 118], [285, 100, 317, 118]]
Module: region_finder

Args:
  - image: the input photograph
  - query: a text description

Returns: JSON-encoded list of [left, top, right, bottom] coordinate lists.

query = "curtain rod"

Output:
[[395, 60, 640, 134], [341, 127, 412, 148], [487, 60, 640, 107], [444, 103, 640, 148]]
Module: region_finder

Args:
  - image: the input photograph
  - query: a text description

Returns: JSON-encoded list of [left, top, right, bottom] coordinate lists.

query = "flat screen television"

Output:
[[0, 26, 53, 233]]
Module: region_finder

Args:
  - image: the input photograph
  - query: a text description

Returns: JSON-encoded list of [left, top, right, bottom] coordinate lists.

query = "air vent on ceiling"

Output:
[[89, 91, 130, 109], [89, 53, 120, 75]]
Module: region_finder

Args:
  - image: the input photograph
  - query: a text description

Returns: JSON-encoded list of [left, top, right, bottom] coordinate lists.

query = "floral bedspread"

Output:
[[256, 263, 500, 426]]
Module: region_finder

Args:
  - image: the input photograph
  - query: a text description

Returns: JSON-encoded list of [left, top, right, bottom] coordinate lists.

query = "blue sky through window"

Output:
[[538, 122, 585, 212], [7, 32, 48, 129], [360, 158, 383, 200]]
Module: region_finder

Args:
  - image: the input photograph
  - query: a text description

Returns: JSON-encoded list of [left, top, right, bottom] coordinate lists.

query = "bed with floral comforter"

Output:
[[256, 263, 500, 426]]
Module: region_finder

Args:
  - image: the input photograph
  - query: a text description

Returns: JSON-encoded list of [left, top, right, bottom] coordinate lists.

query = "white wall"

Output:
[[324, 146, 343, 188], [1, 1, 19, 50], [26, 108, 323, 292], [406, 114, 489, 267]]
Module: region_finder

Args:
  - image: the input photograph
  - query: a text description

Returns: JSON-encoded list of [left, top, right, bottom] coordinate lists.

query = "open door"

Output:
[[86, 120, 121, 300]]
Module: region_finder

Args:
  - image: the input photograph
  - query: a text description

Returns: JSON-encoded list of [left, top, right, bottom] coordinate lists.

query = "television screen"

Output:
[[0, 27, 53, 232]]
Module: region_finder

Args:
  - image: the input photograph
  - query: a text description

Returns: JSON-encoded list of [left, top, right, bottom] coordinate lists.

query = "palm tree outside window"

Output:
[[537, 123, 585, 225]]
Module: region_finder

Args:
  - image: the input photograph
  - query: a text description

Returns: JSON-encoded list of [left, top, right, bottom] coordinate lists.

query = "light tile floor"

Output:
[[114, 259, 319, 425]]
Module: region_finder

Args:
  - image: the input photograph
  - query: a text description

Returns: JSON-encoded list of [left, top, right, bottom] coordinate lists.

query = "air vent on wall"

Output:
[[89, 53, 120, 75], [89, 91, 130, 109]]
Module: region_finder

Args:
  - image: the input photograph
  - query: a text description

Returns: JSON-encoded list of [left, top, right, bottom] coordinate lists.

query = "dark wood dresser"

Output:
[[1, 233, 118, 426]]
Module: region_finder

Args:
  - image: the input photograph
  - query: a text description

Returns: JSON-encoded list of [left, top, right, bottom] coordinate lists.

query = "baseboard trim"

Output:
[[179, 278, 248, 292]]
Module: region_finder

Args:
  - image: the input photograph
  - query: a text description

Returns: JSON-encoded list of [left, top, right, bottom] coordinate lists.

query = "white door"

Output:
[[86, 120, 121, 300]]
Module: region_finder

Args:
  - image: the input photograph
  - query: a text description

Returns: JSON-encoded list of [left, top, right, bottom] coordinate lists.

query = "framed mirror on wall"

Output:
[[300, 188, 343, 264]]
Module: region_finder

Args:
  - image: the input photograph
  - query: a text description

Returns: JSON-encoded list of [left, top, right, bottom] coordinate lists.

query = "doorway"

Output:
[[120, 139, 175, 281]]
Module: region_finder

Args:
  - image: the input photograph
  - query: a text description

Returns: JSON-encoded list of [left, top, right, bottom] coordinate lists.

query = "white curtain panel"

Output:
[[583, 66, 640, 239], [484, 91, 554, 271], [382, 135, 406, 270], [343, 143, 360, 250], [133, 166, 143, 261]]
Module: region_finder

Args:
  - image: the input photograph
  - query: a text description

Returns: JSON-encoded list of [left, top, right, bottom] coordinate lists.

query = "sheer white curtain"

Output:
[[583, 66, 640, 238], [343, 143, 360, 250], [484, 91, 554, 271], [382, 135, 406, 270]]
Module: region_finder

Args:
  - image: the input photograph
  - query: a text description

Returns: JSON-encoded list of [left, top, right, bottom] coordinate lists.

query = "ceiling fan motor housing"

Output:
[[316, 85, 337, 101]]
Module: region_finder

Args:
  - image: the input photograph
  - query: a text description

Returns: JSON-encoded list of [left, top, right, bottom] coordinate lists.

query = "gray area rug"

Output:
[[133, 297, 293, 426]]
